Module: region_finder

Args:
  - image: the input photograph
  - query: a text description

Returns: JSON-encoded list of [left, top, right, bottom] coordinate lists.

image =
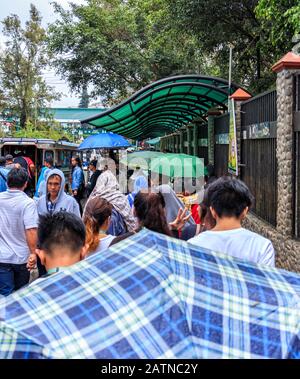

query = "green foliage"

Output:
[[285, 4, 300, 33], [0, 4, 60, 127], [256, 0, 300, 46], [12, 119, 73, 141], [168, 0, 300, 93], [47, 0, 300, 102], [47, 0, 206, 105]]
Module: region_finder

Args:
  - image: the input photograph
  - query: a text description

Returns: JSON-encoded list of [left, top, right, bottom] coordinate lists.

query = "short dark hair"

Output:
[[45, 157, 54, 166], [48, 173, 62, 183], [205, 176, 254, 218], [89, 160, 97, 168], [71, 156, 82, 167], [0, 157, 5, 166], [38, 211, 86, 255], [7, 168, 28, 188]]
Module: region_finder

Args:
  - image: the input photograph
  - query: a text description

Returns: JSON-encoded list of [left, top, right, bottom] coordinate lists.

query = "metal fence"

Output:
[[294, 131, 300, 238], [241, 90, 277, 227], [197, 124, 208, 165], [214, 114, 229, 177], [294, 74, 300, 238]]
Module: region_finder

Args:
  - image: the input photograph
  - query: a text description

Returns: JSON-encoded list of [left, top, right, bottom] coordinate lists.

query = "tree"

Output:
[[78, 84, 89, 108], [255, 0, 300, 53], [0, 4, 60, 128], [47, 0, 206, 105], [12, 120, 73, 141], [167, 0, 297, 93]]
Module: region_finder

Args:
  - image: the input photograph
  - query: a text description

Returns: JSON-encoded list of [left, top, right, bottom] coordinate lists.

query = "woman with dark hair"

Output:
[[110, 190, 191, 246], [71, 156, 85, 214], [83, 197, 114, 256], [133, 191, 172, 236]]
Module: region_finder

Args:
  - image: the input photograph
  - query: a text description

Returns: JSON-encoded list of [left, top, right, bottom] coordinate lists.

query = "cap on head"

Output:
[[5, 154, 13, 161]]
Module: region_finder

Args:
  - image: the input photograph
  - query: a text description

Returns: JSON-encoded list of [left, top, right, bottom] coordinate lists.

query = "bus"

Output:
[[0, 138, 81, 191]]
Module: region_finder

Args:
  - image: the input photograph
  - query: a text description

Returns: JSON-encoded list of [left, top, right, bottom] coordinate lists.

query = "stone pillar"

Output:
[[207, 115, 215, 165], [187, 125, 192, 155], [193, 123, 198, 157], [272, 52, 300, 236]]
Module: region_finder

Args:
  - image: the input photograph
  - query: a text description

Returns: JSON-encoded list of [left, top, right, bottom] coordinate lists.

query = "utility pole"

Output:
[[228, 43, 234, 105]]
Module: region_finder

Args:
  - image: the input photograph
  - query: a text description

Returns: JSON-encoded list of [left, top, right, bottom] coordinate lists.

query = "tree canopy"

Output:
[[0, 4, 60, 127], [47, 0, 208, 106], [2, 0, 298, 117], [167, 0, 299, 93]]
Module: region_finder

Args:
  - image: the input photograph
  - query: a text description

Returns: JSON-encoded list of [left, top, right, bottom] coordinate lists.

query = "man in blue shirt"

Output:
[[71, 156, 85, 214], [0, 157, 9, 193], [34, 157, 54, 199]]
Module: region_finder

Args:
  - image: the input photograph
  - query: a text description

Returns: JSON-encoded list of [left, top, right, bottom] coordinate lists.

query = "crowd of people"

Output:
[[0, 154, 275, 296]]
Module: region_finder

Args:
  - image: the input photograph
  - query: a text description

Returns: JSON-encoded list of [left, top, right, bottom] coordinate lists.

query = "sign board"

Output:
[[228, 98, 238, 176]]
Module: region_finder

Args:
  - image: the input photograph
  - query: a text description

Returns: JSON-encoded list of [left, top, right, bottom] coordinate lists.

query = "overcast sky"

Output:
[[0, 0, 89, 108]]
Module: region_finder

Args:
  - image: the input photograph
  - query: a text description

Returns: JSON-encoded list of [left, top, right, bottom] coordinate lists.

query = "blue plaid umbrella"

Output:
[[0, 229, 300, 358]]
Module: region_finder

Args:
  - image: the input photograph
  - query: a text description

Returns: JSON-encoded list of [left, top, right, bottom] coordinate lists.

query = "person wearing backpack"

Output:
[[13, 155, 35, 197]]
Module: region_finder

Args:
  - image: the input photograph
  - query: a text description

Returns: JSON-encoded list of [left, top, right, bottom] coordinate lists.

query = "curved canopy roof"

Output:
[[82, 75, 248, 139]]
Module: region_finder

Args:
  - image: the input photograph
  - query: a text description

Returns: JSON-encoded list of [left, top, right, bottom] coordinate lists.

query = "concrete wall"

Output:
[[243, 213, 300, 272]]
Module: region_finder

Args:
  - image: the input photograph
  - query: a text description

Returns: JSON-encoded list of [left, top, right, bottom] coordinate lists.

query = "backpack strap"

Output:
[[0, 171, 7, 182]]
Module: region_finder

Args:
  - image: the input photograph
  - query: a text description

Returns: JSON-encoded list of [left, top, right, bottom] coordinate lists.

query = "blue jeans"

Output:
[[0, 263, 30, 296]]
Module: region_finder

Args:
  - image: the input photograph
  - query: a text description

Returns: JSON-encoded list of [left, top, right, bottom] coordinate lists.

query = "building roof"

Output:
[[45, 108, 106, 122]]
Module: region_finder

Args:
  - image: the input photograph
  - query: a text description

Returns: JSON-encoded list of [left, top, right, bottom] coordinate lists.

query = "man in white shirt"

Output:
[[0, 168, 38, 296], [188, 177, 275, 267]]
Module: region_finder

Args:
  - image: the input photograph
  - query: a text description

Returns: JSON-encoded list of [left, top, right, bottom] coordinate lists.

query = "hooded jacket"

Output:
[[157, 184, 195, 232], [37, 169, 80, 217]]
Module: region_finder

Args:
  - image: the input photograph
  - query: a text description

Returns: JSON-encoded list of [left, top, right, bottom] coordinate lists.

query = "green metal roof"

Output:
[[45, 108, 106, 121], [82, 75, 248, 139]]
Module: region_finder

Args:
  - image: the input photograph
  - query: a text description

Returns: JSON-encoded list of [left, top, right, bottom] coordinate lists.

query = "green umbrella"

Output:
[[120, 150, 164, 170], [150, 153, 204, 178]]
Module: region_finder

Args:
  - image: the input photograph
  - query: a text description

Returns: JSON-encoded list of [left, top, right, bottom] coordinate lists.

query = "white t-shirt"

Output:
[[188, 228, 275, 267], [0, 190, 38, 264], [94, 235, 115, 254]]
